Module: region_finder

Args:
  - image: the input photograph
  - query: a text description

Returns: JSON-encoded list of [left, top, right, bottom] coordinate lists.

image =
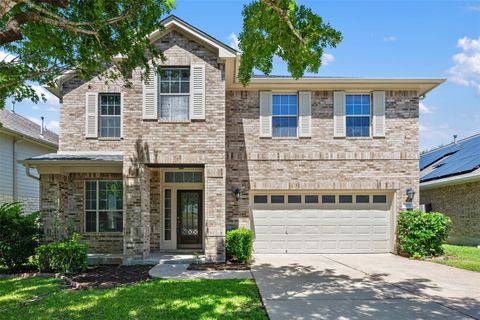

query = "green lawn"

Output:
[[0, 277, 267, 320], [433, 244, 480, 272]]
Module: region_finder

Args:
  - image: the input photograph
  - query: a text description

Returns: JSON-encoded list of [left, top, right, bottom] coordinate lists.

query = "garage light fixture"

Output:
[[232, 187, 241, 201]]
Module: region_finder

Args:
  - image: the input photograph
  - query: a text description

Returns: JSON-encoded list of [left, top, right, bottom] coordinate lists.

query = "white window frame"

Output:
[[345, 92, 372, 138], [271, 92, 299, 139], [98, 93, 122, 138], [84, 180, 123, 233], [159, 67, 191, 121]]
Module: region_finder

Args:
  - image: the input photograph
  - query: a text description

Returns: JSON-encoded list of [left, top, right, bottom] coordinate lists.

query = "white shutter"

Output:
[[85, 92, 98, 138], [298, 91, 312, 138], [190, 63, 206, 120], [373, 91, 386, 137], [143, 66, 158, 119], [259, 91, 272, 138], [333, 91, 346, 138]]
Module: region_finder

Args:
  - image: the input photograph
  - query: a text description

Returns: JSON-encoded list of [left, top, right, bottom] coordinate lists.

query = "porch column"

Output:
[[123, 162, 151, 261], [39, 173, 69, 242], [204, 164, 226, 262]]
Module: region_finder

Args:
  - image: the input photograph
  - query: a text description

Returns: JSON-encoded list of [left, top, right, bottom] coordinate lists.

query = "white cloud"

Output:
[[0, 50, 15, 62], [419, 124, 428, 133], [322, 53, 335, 66], [467, 4, 480, 12], [419, 102, 434, 114], [27, 116, 59, 132], [228, 33, 240, 51], [383, 35, 396, 42], [447, 36, 480, 93], [32, 105, 40, 110]]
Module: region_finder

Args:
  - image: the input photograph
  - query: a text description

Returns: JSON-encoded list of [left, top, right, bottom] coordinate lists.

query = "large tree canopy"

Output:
[[0, 0, 341, 108]]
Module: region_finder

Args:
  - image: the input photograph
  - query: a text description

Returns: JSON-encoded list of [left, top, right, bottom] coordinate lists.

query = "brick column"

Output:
[[39, 174, 69, 242], [123, 162, 151, 262]]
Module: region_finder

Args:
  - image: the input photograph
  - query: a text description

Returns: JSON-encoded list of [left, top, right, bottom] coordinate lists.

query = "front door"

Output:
[[177, 190, 202, 248]]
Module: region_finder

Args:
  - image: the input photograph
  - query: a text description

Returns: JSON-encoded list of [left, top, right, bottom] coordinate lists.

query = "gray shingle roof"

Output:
[[0, 109, 58, 146], [24, 153, 123, 162]]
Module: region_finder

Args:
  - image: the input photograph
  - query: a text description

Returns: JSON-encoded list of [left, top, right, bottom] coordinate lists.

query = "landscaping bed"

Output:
[[187, 262, 250, 271], [69, 265, 152, 288]]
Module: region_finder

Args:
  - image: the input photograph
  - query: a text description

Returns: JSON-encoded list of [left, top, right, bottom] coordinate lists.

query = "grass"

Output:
[[0, 277, 267, 320], [432, 244, 480, 272]]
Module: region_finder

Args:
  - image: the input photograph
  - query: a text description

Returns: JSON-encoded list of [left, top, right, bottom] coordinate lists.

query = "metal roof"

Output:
[[420, 134, 480, 183], [23, 153, 123, 162], [0, 109, 58, 147]]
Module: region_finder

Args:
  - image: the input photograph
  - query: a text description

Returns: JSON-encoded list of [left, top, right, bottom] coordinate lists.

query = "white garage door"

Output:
[[252, 194, 393, 254]]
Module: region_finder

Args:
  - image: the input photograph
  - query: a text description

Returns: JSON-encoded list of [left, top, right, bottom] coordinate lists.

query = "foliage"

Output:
[[0, 0, 341, 107], [0, 203, 39, 271], [0, 277, 267, 320], [433, 244, 480, 272], [397, 210, 451, 258], [239, 0, 342, 84], [34, 233, 87, 273], [226, 228, 254, 263]]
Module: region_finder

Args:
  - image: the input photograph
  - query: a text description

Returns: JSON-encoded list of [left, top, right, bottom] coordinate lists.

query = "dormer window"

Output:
[[159, 67, 190, 121]]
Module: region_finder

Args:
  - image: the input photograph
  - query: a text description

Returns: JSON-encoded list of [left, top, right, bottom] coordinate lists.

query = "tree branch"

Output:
[[261, 0, 306, 45]]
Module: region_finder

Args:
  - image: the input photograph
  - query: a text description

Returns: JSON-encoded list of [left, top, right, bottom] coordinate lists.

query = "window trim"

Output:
[[271, 92, 299, 139], [345, 93, 372, 138], [98, 93, 123, 139], [84, 180, 123, 233], [159, 66, 191, 121]]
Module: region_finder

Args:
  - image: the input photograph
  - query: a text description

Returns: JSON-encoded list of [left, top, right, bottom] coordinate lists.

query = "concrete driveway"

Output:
[[252, 254, 480, 320]]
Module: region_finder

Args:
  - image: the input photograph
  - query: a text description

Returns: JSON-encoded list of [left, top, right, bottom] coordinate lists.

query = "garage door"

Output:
[[252, 193, 393, 254]]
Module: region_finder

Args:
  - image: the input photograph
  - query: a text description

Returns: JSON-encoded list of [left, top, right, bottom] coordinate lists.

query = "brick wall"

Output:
[[420, 181, 480, 245], [225, 90, 420, 230]]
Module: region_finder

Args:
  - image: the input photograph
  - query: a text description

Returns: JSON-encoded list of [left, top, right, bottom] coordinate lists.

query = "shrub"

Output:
[[0, 203, 39, 271], [35, 233, 88, 273], [397, 210, 451, 258], [225, 228, 254, 263]]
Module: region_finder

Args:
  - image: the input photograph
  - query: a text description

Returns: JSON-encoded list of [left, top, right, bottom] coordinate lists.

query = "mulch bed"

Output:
[[68, 265, 152, 289], [187, 263, 250, 271]]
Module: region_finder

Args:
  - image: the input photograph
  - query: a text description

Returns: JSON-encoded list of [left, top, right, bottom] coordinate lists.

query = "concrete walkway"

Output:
[[148, 263, 252, 280], [252, 254, 480, 320]]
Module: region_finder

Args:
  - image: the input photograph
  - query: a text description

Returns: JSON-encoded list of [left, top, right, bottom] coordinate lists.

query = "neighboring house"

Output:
[[420, 134, 480, 246], [0, 109, 58, 213], [20, 16, 444, 262]]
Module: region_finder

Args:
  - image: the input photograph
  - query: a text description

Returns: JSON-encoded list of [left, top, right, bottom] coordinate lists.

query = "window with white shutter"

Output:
[[85, 92, 98, 138], [259, 91, 272, 137], [373, 91, 386, 137], [298, 91, 312, 138], [333, 91, 346, 137], [143, 67, 158, 119]]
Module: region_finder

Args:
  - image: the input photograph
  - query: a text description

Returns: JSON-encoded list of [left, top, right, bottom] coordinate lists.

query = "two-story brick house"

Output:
[[21, 16, 444, 263]]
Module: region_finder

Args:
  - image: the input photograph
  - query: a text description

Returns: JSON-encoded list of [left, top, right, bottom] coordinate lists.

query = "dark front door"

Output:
[[177, 190, 202, 248]]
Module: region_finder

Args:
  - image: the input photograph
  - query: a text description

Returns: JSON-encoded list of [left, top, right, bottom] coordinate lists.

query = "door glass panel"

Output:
[[178, 191, 201, 245]]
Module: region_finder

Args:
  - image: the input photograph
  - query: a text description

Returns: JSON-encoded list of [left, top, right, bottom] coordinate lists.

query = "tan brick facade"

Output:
[[420, 181, 480, 245], [37, 25, 422, 262]]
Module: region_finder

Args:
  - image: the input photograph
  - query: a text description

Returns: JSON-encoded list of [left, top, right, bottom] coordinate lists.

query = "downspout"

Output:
[[12, 136, 25, 201]]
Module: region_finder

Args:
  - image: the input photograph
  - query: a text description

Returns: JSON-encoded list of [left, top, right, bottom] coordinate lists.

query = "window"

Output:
[[159, 68, 190, 120], [288, 195, 301, 203], [164, 171, 202, 183], [322, 195, 336, 203], [164, 189, 172, 240], [99, 94, 121, 138], [356, 195, 370, 203], [339, 195, 353, 203], [271, 195, 285, 204], [373, 195, 387, 203], [254, 195, 268, 204], [85, 181, 123, 232], [272, 94, 298, 137], [305, 195, 319, 203], [346, 94, 371, 137]]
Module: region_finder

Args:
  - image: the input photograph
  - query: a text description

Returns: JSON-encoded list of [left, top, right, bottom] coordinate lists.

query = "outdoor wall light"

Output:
[[406, 187, 415, 202], [232, 187, 241, 201]]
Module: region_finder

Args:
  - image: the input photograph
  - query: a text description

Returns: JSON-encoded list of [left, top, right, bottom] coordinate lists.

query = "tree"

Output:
[[0, 0, 342, 108]]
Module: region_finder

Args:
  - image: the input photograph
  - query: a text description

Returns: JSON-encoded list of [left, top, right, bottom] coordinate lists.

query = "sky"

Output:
[[4, 0, 480, 151]]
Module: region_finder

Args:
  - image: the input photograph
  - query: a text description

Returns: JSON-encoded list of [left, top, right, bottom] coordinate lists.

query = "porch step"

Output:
[[158, 254, 205, 265]]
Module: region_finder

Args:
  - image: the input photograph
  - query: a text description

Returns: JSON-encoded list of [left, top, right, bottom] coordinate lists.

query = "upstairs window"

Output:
[[346, 94, 370, 137], [159, 68, 190, 120], [272, 94, 298, 137], [99, 94, 121, 138]]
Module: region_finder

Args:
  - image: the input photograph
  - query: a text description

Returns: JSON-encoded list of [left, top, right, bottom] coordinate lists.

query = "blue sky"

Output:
[[6, 0, 480, 151]]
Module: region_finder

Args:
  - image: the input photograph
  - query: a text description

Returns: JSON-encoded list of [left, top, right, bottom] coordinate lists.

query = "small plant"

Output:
[[0, 203, 39, 271], [397, 210, 451, 258], [225, 228, 254, 263], [193, 250, 201, 264], [35, 233, 88, 273]]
